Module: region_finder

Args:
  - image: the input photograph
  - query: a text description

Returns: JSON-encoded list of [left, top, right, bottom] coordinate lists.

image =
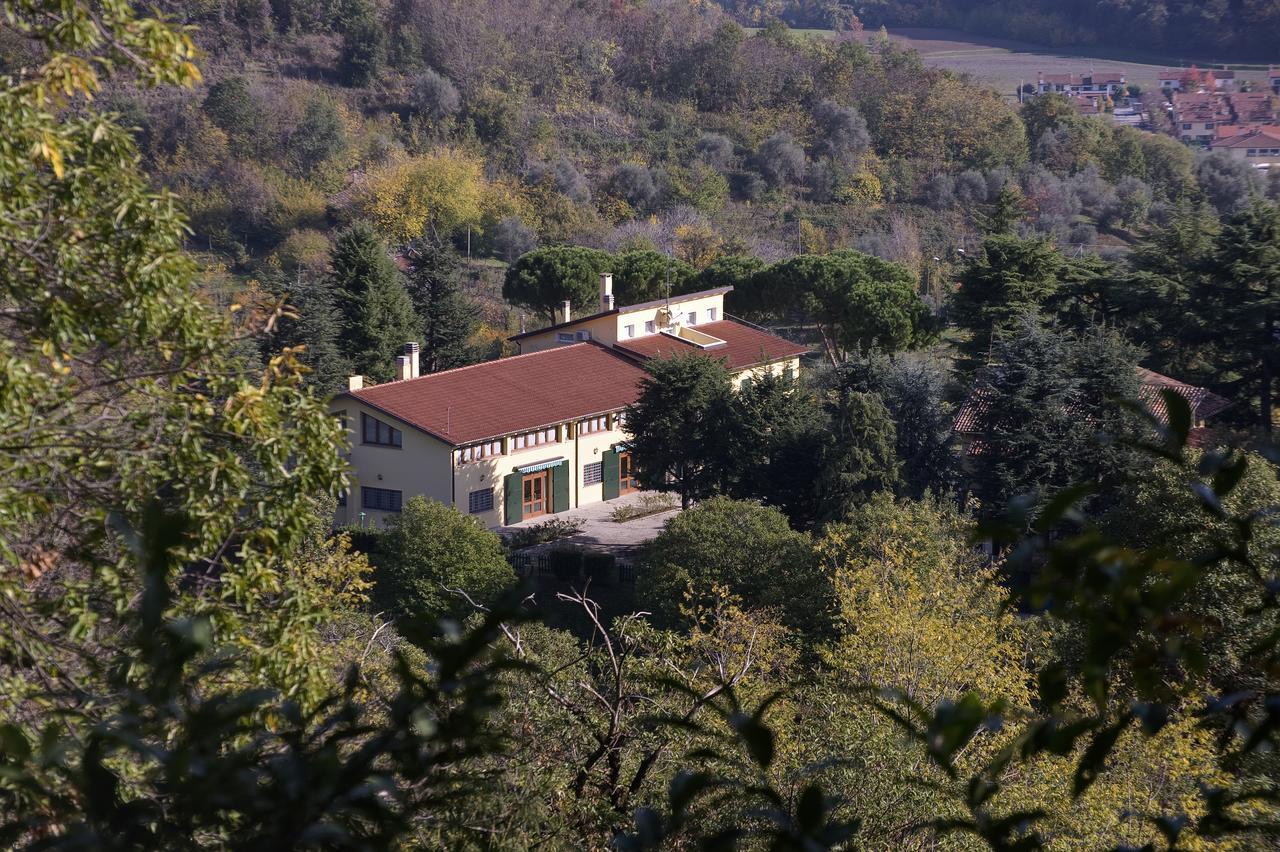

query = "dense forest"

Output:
[[719, 0, 1280, 59], [2, 0, 1280, 848]]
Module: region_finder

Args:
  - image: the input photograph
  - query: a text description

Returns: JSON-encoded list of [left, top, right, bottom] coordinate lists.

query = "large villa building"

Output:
[[331, 275, 806, 528]]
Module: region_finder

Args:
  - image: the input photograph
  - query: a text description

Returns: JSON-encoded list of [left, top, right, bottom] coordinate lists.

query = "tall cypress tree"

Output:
[[264, 269, 351, 397], [404, 242, 477, 374], [1199, 200, 1280, 432], [329, 222, 419, 383]]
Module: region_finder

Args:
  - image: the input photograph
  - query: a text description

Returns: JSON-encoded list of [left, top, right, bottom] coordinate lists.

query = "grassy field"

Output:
[[766, 26, 1275, 98]]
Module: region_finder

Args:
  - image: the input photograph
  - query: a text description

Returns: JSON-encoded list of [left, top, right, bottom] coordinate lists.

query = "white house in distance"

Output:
[[330, 276, 807, 529], [1035, 71, 1126, 97]]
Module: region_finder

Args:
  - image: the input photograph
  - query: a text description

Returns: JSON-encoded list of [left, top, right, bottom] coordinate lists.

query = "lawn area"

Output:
[[755, 25, 1275, 97]]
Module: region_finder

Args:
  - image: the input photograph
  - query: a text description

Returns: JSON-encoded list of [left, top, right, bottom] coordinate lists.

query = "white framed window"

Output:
[[624, 324, 635, 338], [460, 441, 503, 463], [579, 415, 608, 434], [686, 311, 696, 325], [576, 330, 591, 341], [708, 307, 717, 321], [468, 488, 494, 514], [556, 332, 574, 344], [644, 320, 656, 333]]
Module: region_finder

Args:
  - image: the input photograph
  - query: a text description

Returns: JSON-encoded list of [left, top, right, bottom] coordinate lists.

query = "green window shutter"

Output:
[[602, 450, 620, 501], [504, 473, 522, 525], [551, 461, 570, 513]]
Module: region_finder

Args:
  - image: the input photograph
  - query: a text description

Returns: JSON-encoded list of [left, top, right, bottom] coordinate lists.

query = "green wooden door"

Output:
[[504, 472, 522, 524], [551, 461, 570, 513], [602, 449, 620, 500]]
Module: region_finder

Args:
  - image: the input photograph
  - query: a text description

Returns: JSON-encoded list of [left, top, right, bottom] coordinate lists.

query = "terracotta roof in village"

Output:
[[1211, 125, 1280, 147], [1173, 92, 1231, 122], [336, 342, 648, 445], [1227, 92, 1278, 123], [613, 320, 810, 372]]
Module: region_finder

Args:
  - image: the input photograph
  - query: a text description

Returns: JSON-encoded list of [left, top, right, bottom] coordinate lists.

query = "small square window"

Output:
[[644, 320, 656, 333], [468, 488, 494, 514], [686, 311, 696, 325], [576, 330, 591, 341], [708, 307, 717, 321], [625, 324, 635, 338], [583, 462, 603, 486]]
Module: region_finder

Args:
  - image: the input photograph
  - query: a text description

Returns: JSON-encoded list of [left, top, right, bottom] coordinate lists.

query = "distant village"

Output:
[[1025, 65, 1280, 169]]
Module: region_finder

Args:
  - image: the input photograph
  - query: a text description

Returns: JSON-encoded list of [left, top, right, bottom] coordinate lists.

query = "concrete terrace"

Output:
[[498, 490, 680, 559]]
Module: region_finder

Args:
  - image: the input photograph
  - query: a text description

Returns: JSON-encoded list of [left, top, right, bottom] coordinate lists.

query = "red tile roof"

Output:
[[336, 343, 648, 445], [1173, 92, 1230, 122], [613, 320, 809, 372], [1211, 125, 1280, 148], [1134, 368, 1232, 422], [1227, 92, 1278, 124]]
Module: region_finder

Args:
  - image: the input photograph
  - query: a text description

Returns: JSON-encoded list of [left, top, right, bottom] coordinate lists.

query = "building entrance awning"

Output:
[[513, 457, 566, 474]]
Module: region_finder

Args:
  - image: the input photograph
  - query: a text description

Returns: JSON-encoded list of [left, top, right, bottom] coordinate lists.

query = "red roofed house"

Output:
[[331, 277, 807, 528], [1172, 92, 1233, 142], [1035, 71, 1126, 97], [1208, 124, 1280, 166]]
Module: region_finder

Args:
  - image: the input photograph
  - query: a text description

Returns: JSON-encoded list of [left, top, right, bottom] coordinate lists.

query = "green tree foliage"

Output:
[[1198, 200, 1280, 431], [264, 269, 351, 396], [613, 250, 696, 304], [375, 497, 517, 624], [337, 0, 384, 86], [743, 250, 930, 364], [201, 75, 261, 155], [404, 241, 477, 373], [814, 388, 901, 523], [624, 353, 735, 509], [290, 96, 347, 172], [966, 318, 1141, 519], [638, 496, 834, 638], [725, 369, 850, 529], [839, 354, 956, 499], [329, 222, 419, 382], [695, 253, 765, 297], [502, 245, 612, 324], [1104, 450, 1280, 695], [950, 233, 1063, 365]]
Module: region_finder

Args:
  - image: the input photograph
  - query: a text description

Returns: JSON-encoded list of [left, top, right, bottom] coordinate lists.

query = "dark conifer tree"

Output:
[[404, 242, 477, 374], [328, 222, 419, 383], [1199, 200, 1280, 432], [264, 269, 351, 397]]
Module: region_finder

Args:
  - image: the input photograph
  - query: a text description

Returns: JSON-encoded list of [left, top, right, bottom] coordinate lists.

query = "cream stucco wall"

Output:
[[332, 397, 635, 529], [730, 357, 801, 388], [515, 292, 728, 354], [516, 312, 621, 354], [332, 399, 453, 529]]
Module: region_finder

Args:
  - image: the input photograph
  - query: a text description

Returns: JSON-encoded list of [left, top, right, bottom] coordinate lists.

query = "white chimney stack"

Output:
[[348, 375, 364, 391], [403, 341, 420, 378], [561, 299, 572, 324], [600, 272, 614, 311], [395, 355, 412, 381]]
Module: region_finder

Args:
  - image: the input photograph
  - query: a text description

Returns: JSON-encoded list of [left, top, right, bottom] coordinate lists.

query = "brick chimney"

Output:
[[600, 272, 614, 311], [403, 341, 420, 378], [395, 355, 412, 381], [348, 375, 364, 391], [561, 299, 572, 324]]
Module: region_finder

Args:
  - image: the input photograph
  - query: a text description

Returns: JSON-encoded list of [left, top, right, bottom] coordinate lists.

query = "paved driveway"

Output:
[[498, 491, 681, 557]]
